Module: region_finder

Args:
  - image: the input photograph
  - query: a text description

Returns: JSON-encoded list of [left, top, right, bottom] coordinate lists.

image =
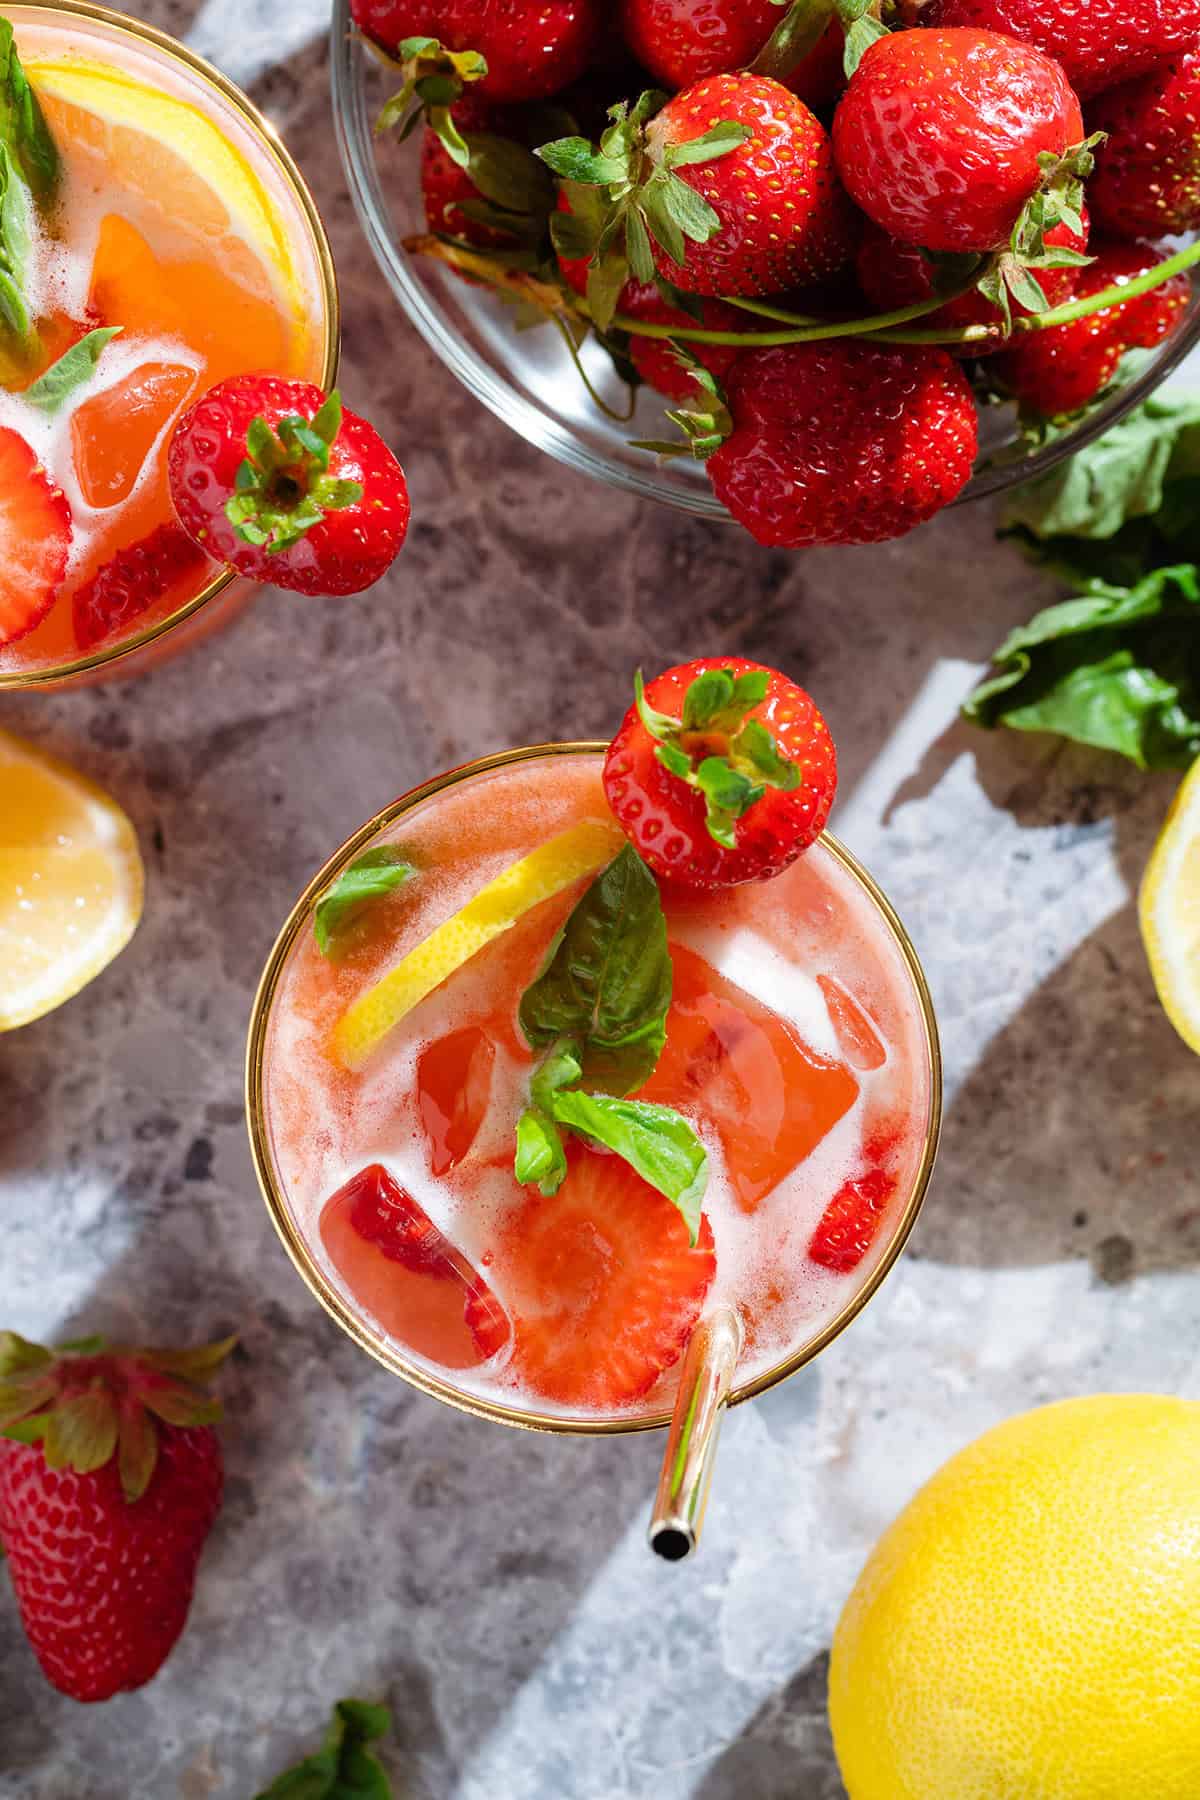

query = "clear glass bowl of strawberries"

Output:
[[331, 0, 1200, 548]]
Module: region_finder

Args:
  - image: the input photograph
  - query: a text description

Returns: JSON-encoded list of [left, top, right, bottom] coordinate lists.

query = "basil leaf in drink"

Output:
[[514, 1106, 568, 1196], [0, 21, 59, 360], [0, 19, 58, 202], [254, 1697, 394, 1799], [518, 843, 671, 1096], [23, 326, 122, 413], [548, 1090, 708, 1244], [314, 847, 414, 958]]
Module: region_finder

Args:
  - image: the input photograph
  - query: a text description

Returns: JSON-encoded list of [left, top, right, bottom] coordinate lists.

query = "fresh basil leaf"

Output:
[[0, 19, 58, 202], [255, 1698, 393, 1800], [963, 565, 1200, 769], [1003, 391, 1200, 546], [23, 326, 121, 413], [314, 847, 414, 958], [529, 1039, 583, 1111], [548, 1091, 708, 1244], [0, 143, 31, 344], [518, 845, 671, 1095], [515, 1107, 568, 1195]]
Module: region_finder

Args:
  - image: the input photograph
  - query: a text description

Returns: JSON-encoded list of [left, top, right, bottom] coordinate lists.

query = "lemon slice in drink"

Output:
[[0, 730, 144, 1031], [1139, 757, 1200, 1055], [27, 56, 296, 297], [334, 819, 625, 1069]]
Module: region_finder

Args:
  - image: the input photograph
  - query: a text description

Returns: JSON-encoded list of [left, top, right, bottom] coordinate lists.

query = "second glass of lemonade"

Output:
[[0, 0, 336, 691], [247, 744, 941, 1434]]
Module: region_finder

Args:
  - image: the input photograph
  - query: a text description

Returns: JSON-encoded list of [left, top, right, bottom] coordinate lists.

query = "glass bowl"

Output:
[[330, 0, 1200, 517]]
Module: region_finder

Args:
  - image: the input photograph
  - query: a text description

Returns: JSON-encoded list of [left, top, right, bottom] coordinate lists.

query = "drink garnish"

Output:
[[332, 818, 624, 1067], [0, 19, 59, 361], [24, 325, 121, 412], [514, 845, 708, 1240], [314, 845, 415, 958], [604, 659, 838, 888], [635, 665, 799, 848]]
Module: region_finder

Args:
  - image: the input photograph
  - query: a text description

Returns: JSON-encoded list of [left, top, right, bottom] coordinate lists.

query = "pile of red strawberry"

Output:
[[356, 0, 1200, 548]]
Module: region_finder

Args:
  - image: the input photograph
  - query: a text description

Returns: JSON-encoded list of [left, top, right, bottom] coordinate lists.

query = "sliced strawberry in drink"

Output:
[[818, 974, 888, 1072], [417, 1025, 496, 1176], [642, 944, 859, 1212], [0, 427, 71, 647], [319, 1163, 510, 1368], [72, 521, 207, 651], [807, 1167, 896, 1274], [499, 1150, 716, 1410]]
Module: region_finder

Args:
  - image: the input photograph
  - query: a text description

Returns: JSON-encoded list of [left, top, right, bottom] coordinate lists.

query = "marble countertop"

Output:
[[4, 6, 1199, 1796]]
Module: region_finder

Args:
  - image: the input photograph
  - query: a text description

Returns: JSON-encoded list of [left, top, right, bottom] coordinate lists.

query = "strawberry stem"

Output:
[[224, 390, 363, 555]]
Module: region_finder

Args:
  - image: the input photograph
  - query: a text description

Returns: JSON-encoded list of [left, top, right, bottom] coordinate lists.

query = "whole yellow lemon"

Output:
[[830, 1395, 1200, 1800]]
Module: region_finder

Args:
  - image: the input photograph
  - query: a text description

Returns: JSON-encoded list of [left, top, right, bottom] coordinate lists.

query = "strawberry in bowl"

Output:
[[335, 0, 1200, 543]]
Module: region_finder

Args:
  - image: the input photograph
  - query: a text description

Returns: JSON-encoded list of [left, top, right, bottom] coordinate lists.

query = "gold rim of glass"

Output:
[[246, 743, 943, 1437], [0, 0, 340, 691]]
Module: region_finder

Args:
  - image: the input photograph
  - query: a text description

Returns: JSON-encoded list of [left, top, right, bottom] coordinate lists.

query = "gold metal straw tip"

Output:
[[648, 1305, 743, 1562]]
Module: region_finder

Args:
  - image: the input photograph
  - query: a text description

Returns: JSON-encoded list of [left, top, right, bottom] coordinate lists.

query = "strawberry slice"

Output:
[[0, 427, 71, 647], [417, 1025, 496, 1176], [807, 1167, 896, 1274], [499, 1150, 716, 1410], [319, 1163, 510, 1367], [73, 521, 207, 651]]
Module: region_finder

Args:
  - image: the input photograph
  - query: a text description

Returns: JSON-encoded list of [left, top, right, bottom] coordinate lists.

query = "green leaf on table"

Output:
[[518, 844, 671, 1096], [963, 565, 1200, 769], [255, 1699, 393, 1799], [966, 393, 1200, 768], [314, 847, 414, 958], [1002, 389, 1200, 548], [23, 326, 122, 412]]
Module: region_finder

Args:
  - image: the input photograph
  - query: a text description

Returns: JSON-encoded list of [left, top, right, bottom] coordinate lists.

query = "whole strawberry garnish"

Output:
[[603, 658, 837, 889], [666, 341, 977, 547], [996, 241, 1190, 417], [856, 207, 1090, 350], [73, 522, 209, 651], [911, 0, 1200, 101], [1089, 54, 1200, 241], [0, 1330, 234, 1702], [620, 0, 846, 111], [0, 426, 71, 648], [833, 29, 1087, 253], [539, 79, 855, 318], [168, 378, 409, 597], [348, 0, 600, 102]]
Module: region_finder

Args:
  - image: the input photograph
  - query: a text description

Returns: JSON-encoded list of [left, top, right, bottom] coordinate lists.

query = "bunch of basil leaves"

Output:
[[965, 387, 1200, 770]]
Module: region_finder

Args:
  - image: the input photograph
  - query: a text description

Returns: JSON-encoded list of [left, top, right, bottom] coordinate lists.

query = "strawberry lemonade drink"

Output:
[[0, 0, 335, 689], [248, 662, 940, 1428]]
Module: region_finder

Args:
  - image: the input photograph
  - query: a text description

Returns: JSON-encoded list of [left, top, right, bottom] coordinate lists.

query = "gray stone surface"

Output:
[[3, 7, 1200, 1797]]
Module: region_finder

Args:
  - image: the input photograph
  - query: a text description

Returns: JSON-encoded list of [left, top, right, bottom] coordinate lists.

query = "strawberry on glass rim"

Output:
[[603, 657, 837, 888], [168, 375, 410, 597]]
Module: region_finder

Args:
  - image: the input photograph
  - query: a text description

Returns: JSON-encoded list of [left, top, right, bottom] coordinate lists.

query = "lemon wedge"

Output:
[[27, 56, 296, 299], [0, 729, 144, 1030], [1139, 756, 1200, 1055], [334, 819, 625, 1069]]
